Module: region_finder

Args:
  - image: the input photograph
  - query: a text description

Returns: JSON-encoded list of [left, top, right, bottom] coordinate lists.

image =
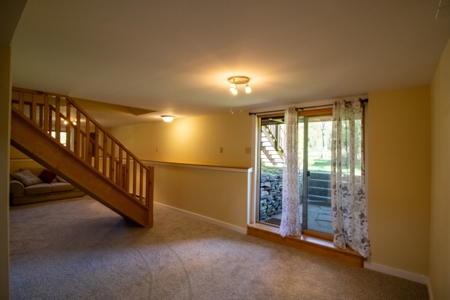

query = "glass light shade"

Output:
[[161, 115, 175, 122], [231, 88, 238, 95], [245, 85, 252, 93]]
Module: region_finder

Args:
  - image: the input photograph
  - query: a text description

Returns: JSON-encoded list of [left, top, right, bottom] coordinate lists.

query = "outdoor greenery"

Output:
[[261, 116, 363, 175], [261, 165, 282, 175], [309, 158, 331, 172]]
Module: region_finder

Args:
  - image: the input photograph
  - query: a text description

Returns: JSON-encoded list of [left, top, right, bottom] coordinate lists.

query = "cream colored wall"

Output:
[[430, 39, 450, 300], [109, 113, 252, 168], [150, 164, 249, 229], [367, 86, 431, 276], [0, 45, 11, 300], [9, 146, 44, 174], [10, 145, 27, 158], [109, 113, 252, 229]]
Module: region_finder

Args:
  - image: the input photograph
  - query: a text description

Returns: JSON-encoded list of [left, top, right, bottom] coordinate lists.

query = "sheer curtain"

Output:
[[278, 107, 301, 237], [331, 100, 370, 258]]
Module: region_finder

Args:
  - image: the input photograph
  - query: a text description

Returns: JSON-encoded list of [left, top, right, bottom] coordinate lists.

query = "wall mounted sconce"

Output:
[[228, 76, 251, 95], [161, 115, 175, 122]]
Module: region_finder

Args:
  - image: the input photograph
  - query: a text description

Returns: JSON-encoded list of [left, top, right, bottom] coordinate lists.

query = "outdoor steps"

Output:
[[308, 172, 331, 205], [260, 136, 283, 166]]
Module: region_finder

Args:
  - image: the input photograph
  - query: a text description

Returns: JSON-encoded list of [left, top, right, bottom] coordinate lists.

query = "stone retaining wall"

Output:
[[259, 173, 283, 220], [259, 170, 307, 221]]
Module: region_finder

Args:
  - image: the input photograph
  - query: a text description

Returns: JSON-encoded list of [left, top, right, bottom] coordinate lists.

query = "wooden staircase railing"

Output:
[[11, 87, 154, 227]]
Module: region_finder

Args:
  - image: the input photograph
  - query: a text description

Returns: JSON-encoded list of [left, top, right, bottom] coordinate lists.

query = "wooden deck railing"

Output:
[[11, 87, 153, 208]]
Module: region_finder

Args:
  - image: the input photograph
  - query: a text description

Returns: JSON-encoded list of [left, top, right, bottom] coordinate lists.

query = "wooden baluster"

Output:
[[118, 148, 123, 186], [81, 132, 86, 160], [66, 102, 71, 150], [146, 169, 151, 209], [139, 164, 144, 204], [103, 133, 107, 175], [75, 109, 81, 156], [55, 96, 61, 142], [125, 153, 130, 193], [85, 118, 91, 164], [31, 93, 36, 122], [110, 141, 115, 181], [44, 95, 49, 134], [49, 107, 54, 137], [19, 92, 24, 114], [133, 159, 137, 199], [141, 168, 146, 204], [147, 167, 154, 221], [94, 127, 99, 170], [39, 104, 44, 128]]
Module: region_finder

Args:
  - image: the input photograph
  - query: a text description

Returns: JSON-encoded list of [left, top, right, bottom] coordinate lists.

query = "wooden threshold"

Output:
[[247, 223, 365, 267]]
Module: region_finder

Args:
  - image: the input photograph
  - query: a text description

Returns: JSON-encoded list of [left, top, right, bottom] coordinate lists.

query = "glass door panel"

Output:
[[302, 115, 333, 234]]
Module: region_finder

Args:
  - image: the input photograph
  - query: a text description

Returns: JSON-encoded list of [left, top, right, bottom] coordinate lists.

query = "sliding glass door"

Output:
[[300, 114, 333, 234], [258, 109, 333, 235]]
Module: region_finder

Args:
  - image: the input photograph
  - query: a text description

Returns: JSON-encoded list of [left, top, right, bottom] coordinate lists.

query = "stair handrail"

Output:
[[11, 87, 153, 208]]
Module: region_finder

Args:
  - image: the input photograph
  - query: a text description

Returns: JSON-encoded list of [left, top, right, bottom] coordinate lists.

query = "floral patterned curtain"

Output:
[[278, 107, 302, 237], [331, 100, 370, 258]]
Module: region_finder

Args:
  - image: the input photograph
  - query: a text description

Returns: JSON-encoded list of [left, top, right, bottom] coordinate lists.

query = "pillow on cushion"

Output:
[[39, 169, 57, 183], [56, 175, 67, 183], [11, 169, 42, 186]]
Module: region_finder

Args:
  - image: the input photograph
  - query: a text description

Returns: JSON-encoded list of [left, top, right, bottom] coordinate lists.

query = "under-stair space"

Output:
[[10, 87, 154, 228]]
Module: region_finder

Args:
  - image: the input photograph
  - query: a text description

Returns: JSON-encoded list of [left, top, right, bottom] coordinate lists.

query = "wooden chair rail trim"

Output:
[[144, 160, 253, 172]]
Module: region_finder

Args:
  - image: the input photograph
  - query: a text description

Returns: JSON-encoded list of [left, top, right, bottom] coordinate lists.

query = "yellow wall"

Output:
[[9, 146, 43, 174], [430, 38, 450, 300], [367, 86, 431, 275], [0, 45, 11, 300], [109, 113, 253, 230], [10, 145, 27, 159], [109, 113, 253, 168], [150, 164, 249, 229], [112, 92, 435, 278]]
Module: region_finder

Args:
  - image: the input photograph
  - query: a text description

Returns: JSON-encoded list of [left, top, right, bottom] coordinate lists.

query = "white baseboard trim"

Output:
[[154, 202, 247, 234], [364, 262, 429, 285]]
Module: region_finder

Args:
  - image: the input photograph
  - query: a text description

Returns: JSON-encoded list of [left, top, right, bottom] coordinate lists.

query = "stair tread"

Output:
[[308, 195, 331, 199]]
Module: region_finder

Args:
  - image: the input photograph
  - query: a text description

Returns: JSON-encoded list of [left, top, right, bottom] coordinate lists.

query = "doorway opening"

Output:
[[258, 109, 333, 235]]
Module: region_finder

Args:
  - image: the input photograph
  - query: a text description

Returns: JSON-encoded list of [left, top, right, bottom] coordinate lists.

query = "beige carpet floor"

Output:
[[10, 196, 428, 300]]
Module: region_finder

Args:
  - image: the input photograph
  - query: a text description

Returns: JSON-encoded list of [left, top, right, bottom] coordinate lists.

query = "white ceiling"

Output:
[[11, 0, 450, 125]]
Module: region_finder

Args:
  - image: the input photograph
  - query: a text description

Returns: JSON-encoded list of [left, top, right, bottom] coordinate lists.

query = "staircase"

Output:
[[10, 87, 154, 228], [260, 125, 284, 166]]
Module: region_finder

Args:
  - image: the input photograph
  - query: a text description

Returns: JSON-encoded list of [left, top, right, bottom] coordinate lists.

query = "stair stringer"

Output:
[[10, 109, 153, 228]]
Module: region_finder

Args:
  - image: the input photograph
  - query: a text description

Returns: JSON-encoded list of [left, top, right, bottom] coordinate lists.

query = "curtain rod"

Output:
[[248, 98, 368, 116]]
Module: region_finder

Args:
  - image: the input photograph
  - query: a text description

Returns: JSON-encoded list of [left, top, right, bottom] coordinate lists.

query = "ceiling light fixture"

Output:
[[161, 115, 175, 122], [228, 76, 251, 95]]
